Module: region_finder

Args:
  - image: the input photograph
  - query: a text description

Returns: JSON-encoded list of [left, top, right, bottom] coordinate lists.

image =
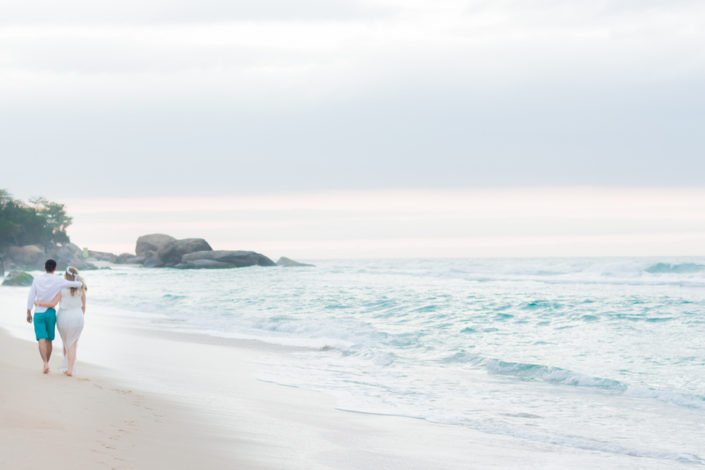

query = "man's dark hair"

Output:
[[45, 259, 57, 272]]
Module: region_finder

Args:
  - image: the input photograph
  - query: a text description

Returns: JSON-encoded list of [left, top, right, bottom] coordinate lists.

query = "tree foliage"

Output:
[[0, 190, 72, 252]]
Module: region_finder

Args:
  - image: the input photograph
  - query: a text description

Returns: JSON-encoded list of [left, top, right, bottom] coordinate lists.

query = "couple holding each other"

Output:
[[26, 258, 87, 376]]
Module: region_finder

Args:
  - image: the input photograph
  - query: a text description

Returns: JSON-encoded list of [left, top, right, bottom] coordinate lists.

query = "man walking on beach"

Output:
[[26, 259, 83, 373]]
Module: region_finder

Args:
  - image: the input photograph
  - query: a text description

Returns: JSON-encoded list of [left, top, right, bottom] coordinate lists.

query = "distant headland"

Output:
[[0, 190, 312, 276]]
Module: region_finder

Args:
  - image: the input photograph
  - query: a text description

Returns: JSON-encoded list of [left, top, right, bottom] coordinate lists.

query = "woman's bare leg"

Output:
[[66, 342, 77, 376]]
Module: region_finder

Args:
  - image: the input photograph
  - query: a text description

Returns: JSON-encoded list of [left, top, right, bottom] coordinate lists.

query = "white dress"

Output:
[[57, 288, 85, 351]]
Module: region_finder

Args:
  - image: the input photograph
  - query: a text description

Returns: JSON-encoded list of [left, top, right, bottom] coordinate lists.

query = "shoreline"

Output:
[[0, 327, 257, 469], [1, 286, 692, 469]]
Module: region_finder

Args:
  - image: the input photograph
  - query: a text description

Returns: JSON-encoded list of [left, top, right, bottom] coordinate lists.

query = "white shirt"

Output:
[[26, 273, 83, 313]]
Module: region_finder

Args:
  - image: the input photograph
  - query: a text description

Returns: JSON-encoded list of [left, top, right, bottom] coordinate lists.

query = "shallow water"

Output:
[[85, 257, 705, 465]]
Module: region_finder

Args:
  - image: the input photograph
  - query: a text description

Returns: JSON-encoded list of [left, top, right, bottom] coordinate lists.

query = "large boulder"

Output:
[[115, 253, 141, 264], [156, 238, 213, 267], [135, 234, 176, 258], [178, 259, 232, 269], [178, 250, 276, 269], [142, 255, 161, 267], [86, 250, 118, 263], [3, 271, 34, 286], [7, 245, 45, 269], [5, 243, 96, 270], [47, 243, 97, 270], [277, 256, 315, 267]]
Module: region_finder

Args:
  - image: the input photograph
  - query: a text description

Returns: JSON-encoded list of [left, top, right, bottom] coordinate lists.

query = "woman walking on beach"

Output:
[[35, 266, 87, 376]]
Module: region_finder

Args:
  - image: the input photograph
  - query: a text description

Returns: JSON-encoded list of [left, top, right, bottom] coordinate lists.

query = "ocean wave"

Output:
[[439, 354, 627, 392], [484, 360, 628, 392], [626, 387, 705, 410], [438, 351, 484, 365], [521, 300, 563, 310], [439, 353, 705, 410], [442, 258, 705, 286], [645, 262, 705, 274]]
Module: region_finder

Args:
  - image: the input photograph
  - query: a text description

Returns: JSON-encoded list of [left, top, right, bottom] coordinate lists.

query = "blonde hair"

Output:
[[64, 267, 87, 296]]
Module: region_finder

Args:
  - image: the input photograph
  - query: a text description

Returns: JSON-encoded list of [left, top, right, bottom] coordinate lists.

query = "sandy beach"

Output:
[[1, 284, 694, 470], [0, 325, 265, 469]]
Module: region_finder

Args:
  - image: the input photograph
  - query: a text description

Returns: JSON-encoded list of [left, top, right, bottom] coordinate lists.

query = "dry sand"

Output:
[[0, 328, 266, 469]]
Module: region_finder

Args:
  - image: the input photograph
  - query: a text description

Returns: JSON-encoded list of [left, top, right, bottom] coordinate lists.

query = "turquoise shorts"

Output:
[[33, 308, 56, 341]]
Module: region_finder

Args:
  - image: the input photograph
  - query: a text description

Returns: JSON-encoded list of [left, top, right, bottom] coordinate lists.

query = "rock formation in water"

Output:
[[7, 245, 45, 269], [86, 250, 118, 263], [156, 238, 213, 267], [2, 271, 34, 286], [115, 253, 140, 264], [276, 257, 314, 267], [178, 250, 276, 269], [135, 233, 176, 266], [3, 243, 96, 271], [81, 234, 296, 270]]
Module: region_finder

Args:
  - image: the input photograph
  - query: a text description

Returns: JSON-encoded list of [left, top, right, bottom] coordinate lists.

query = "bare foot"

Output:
[[42, 364, 50, 374], [64, 370, 73, 377]]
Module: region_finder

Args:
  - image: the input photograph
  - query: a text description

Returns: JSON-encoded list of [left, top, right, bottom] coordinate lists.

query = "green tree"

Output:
[[30, 197, 72, 246], [0, 190, 72, 252]]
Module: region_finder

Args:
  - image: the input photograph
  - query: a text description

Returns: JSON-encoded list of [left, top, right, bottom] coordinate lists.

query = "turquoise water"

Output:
[[87, 258, 705, 465]]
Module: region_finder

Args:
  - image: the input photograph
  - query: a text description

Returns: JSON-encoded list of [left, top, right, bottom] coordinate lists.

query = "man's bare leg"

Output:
[[38, 339, 51, 373]]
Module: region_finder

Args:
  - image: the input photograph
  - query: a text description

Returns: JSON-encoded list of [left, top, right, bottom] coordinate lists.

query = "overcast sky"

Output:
[[2, 1, 704, 256], [2, 0, 704, 200]]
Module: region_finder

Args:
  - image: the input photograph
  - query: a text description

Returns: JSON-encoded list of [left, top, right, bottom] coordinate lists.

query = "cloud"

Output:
[[0, 0, 395, 24], [1, 1, 704, 198]]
